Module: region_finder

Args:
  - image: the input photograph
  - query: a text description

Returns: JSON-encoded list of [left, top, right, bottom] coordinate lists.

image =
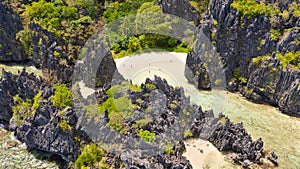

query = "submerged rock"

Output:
[[267, 151, 278, 166]]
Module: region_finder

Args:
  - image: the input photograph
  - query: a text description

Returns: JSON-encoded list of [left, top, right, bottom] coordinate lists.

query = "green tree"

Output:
[[75, 143, 109, 169], [231, 0, 280, 17], [12, 92, 41, 126], [53, 83, 73, 108], [138, 129, 156, 143]]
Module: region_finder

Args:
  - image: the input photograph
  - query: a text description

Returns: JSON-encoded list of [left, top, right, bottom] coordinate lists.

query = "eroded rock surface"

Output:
[[0, 1, 26, 62], [184, 0, 300, 116]]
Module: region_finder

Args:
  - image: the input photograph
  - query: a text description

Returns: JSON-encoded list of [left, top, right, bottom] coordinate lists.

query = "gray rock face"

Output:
[[29, 23, 122, 87], [184, 0, 300, 116], [0, 70, 80, 161], [0, 69, 44, 126], [158, 0, 201, 26], [77, 76, 276, 168], [0, 70, 277, 167], [16, 104, 80, 161], [191, 110, 267, 165], [0, 1, 27, 62], [242, 56, 300, 116]]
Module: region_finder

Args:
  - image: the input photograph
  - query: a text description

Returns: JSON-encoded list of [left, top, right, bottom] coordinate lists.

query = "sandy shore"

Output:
[[114, 52, 188, 86], [182, 139, 235, 169], [114, 52, 226, 113]]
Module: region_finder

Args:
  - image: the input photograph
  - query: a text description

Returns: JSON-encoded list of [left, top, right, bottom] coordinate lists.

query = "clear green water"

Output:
[[189, 90, 300, 169]]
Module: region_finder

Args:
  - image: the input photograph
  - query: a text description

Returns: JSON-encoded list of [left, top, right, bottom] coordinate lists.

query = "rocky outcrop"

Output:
[[0, 1, 27, 62], [241, 56, 300, 116], [190, 109, 276, 166], [0, 70, 80, 161], [158, 0, 201, 26], [76, 76, 277, 168], [119, 149, 193, 169], [0, 69, 278, 167], [0, 69, 44, 126], [184, 0, 300, 116], [29, 23, 122, 87], [72, 40, 123, 88], [28, 23, 74, 83], [16, 105, 80, 161]]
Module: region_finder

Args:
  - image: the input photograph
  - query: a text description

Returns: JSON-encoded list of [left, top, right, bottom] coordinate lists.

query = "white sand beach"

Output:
[[182, 139, 235, 169], [115, 52, 188, 86]]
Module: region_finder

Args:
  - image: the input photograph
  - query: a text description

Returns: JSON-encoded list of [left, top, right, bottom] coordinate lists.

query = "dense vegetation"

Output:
[[231, 0, 300, 20], [252, 51, 300, 70], [9, 0, 102, 61], [137, 129, 156, 143], [83, 83, 138, 133], [6, 0, 193, 61], [12, 92, 41, 126], [104, 0, 191, 58], [189, 0, 210, 17], [75, 143, 110, 169], [277, 51, 300, 69], [231, 0, 280, 17], [52, 83, 73, 108]]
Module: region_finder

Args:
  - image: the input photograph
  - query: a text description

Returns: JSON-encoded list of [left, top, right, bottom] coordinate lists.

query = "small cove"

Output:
[[115, 52, 300, 169]]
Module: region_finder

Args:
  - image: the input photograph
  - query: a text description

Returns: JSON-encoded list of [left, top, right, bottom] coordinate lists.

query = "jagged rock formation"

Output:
[[0, 1, 27, 62], [16, 105, 80, 161], [28, 23, 75, 83], [28, 22, 122, 87], [0, 0, 121, 87], [242, 56, 300, 116], [184, 0, 300, 116], [157, 0, 201, 26], [0, 69, 44, 126], [75, 76, 277, 168], [192, 111, 267, 165], [0, 69, 278, 167], [0, 70, 80, 161]]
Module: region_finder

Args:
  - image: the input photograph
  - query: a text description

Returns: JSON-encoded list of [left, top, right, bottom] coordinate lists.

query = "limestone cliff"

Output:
[[158, 0, 201, 26], [0, 1, 27, 62], [184, 0, 300, 116]]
